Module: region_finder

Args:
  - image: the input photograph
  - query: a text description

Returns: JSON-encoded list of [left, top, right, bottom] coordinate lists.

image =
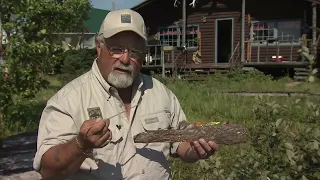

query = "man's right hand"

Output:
[[77, 118, 112, 150], [39, 118, 111, 180]]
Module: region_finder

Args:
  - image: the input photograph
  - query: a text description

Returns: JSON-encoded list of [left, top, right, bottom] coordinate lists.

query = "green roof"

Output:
[[83, 8, 110, 33]]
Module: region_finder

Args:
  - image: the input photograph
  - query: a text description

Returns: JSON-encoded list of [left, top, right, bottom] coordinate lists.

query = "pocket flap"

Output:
[[140, 111, 171, 131]]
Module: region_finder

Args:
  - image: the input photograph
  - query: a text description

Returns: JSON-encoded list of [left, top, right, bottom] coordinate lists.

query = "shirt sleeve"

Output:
[[169, 92, 190, 157], [33, 99, 78, 172]]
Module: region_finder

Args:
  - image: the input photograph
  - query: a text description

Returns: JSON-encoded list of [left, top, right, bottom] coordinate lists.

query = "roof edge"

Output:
[[131, 0, 158, 10]]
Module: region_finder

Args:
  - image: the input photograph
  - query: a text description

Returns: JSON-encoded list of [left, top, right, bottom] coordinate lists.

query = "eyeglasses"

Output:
[[104, 44, 145, 60]]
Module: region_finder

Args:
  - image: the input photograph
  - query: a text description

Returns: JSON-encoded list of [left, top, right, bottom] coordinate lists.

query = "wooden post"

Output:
[[290, 40, 293, 61], [161, 46, 165, 77], [198, 31, 202, 53], [257, 42, 260, 62], [112, 0, 115, 10], [0, 15, 3, 59], [276, 40, 280, 62], [312, 1, 317, 56], [241, 0, 246, 62], [246, 14, 251, 61], [182, 0, 186, 48]]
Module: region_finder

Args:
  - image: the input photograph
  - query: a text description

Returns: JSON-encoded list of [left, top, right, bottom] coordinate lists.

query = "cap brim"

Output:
[[102, 27, 147, 41]]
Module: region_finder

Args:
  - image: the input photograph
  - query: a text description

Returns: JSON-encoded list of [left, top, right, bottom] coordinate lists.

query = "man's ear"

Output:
[[95, 39, 101, 57]]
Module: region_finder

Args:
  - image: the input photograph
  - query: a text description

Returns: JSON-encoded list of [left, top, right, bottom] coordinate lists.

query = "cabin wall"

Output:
[[136, 0, 313, 66], [186, 2, 244, 65]]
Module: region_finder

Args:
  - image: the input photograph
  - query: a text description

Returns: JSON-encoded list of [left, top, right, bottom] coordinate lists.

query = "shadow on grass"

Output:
[[0, 131, 38, 176], [0, 77, 63, 176], [0, 99, 47, 176]]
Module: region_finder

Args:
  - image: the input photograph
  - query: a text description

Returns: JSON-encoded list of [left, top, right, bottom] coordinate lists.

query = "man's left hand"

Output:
[[192, 138, 219, 159]]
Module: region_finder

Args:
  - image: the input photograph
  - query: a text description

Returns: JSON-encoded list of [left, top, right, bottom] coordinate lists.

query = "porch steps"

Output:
[[293, 67, 310, 81]]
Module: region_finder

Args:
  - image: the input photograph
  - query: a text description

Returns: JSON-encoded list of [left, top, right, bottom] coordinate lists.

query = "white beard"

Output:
[[107, 61, 137, 89]]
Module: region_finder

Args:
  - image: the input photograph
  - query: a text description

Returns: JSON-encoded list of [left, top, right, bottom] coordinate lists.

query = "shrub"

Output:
[[57, 48, 97, 84], [171, 97, 320, 180]]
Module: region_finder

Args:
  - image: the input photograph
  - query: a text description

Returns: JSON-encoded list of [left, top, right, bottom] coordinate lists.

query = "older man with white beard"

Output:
[[33, 9, 219, 180]]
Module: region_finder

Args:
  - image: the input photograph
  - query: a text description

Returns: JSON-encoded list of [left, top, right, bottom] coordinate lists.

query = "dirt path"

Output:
[[0, 171, 41, 180]]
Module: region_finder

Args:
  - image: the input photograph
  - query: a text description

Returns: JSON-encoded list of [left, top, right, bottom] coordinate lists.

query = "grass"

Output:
[[152, 72, 320, 179], [1, 70, 319, 179]]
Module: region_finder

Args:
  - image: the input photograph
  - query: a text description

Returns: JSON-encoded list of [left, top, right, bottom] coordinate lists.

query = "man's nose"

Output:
[[119, 50, 130, 65]]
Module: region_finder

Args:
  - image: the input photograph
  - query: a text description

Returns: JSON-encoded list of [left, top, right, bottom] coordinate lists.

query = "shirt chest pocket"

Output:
[[139, 110, 172, 131]]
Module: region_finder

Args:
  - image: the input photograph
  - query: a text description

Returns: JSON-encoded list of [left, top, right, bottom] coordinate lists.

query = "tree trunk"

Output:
[[0, 16, 3, 59]]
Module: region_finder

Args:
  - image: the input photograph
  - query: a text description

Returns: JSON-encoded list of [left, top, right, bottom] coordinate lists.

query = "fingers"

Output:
[[193, 139, 219, 159], [78, 118, 113, 149], [208, 141, 219, 151], [193, 141, 207, 157], [104, 119, 110, 127], [99, 125, 109, 138], [86, 119, 107, 136], [199, 139, 212, 152], [96, 130, 112, 148]]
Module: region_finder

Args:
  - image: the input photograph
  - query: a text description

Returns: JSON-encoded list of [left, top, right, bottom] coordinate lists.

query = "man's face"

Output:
[[96, 31, 146, 89]]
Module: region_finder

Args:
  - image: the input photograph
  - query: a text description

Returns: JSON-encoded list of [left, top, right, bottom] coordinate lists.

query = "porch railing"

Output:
[[229, 38, 315, 64], [228, 42, 241, 66], [143, 44, 186, 77], [143, 44, 163, 67]]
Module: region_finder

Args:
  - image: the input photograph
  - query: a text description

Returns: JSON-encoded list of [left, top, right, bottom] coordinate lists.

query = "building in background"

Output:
[[132, 0, 319, 79], [56, 8, 110, 50]]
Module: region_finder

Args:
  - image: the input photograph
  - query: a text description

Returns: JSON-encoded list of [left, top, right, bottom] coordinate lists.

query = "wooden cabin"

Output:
[[132, 0, 319, 77]]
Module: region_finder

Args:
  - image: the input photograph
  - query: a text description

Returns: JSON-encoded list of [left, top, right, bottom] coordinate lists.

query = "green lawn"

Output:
[[1, 71, 319, 179]]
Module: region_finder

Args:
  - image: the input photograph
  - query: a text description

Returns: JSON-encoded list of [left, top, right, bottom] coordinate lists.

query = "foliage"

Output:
[[297, 45, 319, 82], [56, 48, 97, 84], [172, 96, 320, 180], [228, 97, 320, 179], [150, 70, 320, 179], [0, 0, 92, 129], [1, 64, 319, 178]]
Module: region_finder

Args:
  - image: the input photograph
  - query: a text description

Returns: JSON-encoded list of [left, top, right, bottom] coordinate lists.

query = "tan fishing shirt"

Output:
[[33, 59, 189, 180]]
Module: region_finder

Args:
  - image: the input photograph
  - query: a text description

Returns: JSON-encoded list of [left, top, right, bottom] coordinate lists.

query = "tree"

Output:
[[0, 0, 92, 128]]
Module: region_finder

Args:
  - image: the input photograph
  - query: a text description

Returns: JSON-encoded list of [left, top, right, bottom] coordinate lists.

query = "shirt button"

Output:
[[141, 169, 145, 174]]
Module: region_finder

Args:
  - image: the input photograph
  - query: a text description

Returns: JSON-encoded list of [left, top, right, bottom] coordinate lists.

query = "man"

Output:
[[33, 9, 219, 180]]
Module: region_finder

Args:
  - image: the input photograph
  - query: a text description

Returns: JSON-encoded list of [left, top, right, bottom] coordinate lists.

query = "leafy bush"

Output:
[[0, 0, 91, 137], [56, 48, 97, 84], [171, 96, 320, 180]]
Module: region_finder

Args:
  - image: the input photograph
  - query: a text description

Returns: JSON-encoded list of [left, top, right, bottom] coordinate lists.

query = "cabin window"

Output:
[[250, 19, 301, 45], [158, 25, 199, 48]]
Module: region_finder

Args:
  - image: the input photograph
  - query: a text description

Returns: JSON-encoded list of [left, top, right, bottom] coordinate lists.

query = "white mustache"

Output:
[[113, 62, 133, 73]]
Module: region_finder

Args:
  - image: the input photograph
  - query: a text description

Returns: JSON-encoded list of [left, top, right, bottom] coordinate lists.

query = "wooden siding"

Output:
[[135, 0, 314, 67], [187, 9, 243, 64]]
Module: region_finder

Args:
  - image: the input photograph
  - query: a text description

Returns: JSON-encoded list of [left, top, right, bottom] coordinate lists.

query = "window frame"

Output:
[[157, 24, 199, 49], [249, 19, 302, 47]]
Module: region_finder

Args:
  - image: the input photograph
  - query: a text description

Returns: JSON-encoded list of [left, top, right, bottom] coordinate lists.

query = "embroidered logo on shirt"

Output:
[[87, 107, 103, 119], [145, 117, 159, 124], [121, 14, 131, 23]]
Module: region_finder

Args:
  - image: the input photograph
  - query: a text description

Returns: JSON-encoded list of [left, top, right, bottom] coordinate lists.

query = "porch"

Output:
[[142, 37, 312, 78]]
